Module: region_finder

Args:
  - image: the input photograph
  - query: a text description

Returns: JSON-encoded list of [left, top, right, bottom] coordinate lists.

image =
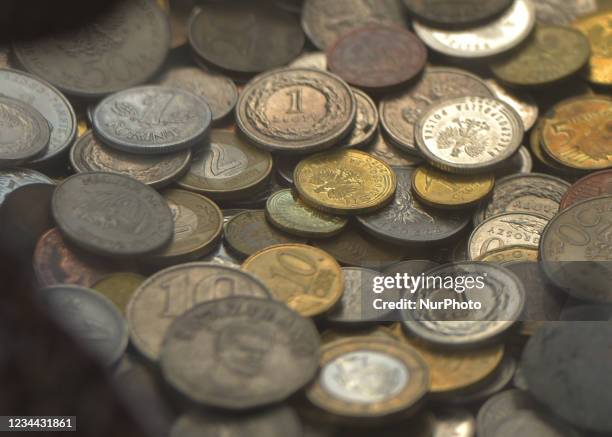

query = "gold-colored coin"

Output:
[[475, 245, 539, 264], [294, 149, 397, 215], [411, 166, 495, 209], [92, 272, 146, 315], [529, 119, 581, 176], [241, 243, 343, 317], [573, 11, 612, 86]]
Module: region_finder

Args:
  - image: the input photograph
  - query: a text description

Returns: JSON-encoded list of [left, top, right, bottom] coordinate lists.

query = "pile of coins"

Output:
[[0, 0, 611, 435]]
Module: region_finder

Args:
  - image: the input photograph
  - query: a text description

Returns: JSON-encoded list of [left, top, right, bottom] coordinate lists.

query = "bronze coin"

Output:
[[559, 169, 612, 210]]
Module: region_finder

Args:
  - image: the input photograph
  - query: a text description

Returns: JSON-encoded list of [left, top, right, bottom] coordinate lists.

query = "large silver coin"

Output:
[[0, 167, 54, 207], [0, 97, 49, 167]]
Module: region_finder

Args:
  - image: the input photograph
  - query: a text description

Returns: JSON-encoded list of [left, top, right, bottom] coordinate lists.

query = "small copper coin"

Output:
[[559, 169, 612, 209]]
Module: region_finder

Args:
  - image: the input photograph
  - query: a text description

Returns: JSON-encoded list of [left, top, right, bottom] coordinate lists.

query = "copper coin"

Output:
[[559, 169, 612, 210], [327, 25, 427, 90]]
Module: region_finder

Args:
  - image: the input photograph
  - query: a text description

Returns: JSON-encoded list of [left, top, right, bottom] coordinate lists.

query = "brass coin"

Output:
[[92, 272, 146, 315], [294, 149, 397, 215], [412, 166, 495, 209], [344, 88, 378, 148], [177, 129, 273, 200], [475, 245, 539, 264], [573, 11, 612, 86], [529, 119, 581, 176], [265, 189, 348, 238], [242, 243, 343, 317]]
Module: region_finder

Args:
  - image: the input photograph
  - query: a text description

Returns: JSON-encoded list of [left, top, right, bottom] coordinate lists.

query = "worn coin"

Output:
[[485, 80, 539, 131], [475, 245, 539, 264], [289, 51, 327, 70], [93, 85, 212, 154], [403, 0, 513, 27], [70, 131, 191, 188], [177, 129, 273, 200], [266, 189, 348, 238], [12, 0, 170, 98], [573, 11, 612, 86], [559, 169, 612, 209], [160, 296, 320, 409], [344, 88, 378, 148], [529, 119, 582, 176], [127, 262, 271, 361], [361, 131, 423, 167], [380, 67, 494, 155], [356, 167, 471, 245], [188, 0, 304, 74], [294, 149, 396, 215], [535, 0, 598, 25], [327, 25, 427, 90], [493, 410, 579, 437], [52, 172, 174, 257], [476, 389, 542, 437], [92, 272, 146, 315], [242, 243, 344, 317], [415, 96, 524, 174], [236, 68, 356, 153]]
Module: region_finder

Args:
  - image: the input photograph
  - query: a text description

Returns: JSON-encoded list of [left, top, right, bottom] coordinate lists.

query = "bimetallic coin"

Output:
[[415, 97, 524, 174], [40, 285, 128, 367], [265, 189, 348, 238], [288, 51, 327, 70], [294, 149, 396, 214], [573, 11, 612, 86], [93, 86, 212, 154], [476, 245, 539, 264], [52, 172, 174, 257], [242, 243, 343, 317], [559, 169, 612, 209], [535, 0, 598, 25], [477, 389, 541, 437], [160, 297, 320, 409], [70, 131, 191, 188], [403, 0, 513, 27], [305, 337, 429, 418], [0, 167, 54, 207], [485, 80, 538, 131], [236, 68, 356, 153], [92, 272, 146, 315], [344, 88, 378, 148], [127, 262, 271, 361]]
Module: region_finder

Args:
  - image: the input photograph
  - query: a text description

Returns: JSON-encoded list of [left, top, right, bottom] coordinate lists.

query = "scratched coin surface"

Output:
[[344, 88, 379, 148], [70, 131, 191, 188], [403, 0, 513, 27], [127, 262, 271, 361], [242, 243, 344, 317], [573, 11, 612, 86], [415, 96, 524, 174], [12, 0, 170, 97], [160, 296, 320, 409], [92, 272, 146, 315], [93, 85, 212, 154], [560, 169, 612, 209], [236, 68, 356, 153], [485, 80, 538, 131], [294, 149, 396, 214], [380, 67, 494, 155], [52, 172, 174, 257]]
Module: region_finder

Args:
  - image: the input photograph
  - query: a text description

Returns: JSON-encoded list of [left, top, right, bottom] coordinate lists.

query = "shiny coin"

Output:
[[477, 389, 541, 437], [294, 149, 396, 214], [412, 166, 495, 209], [265, 189, 348, 238], [188, 0, 304, 74], [0, 167, 54, 207], [415, 96, 524, 174], [485, 79, 539, 131], [327, 25, 427, 90], [52, 172, 174, 257], [362, 131, 423, 167], [413, 0, 536, 58], [177, 129, 273, 200], [476, 245, 539, 264], [70, 131, 191, 188], [559, 169, 612, 209], [493, 410, 580, 437], [535, 0, 598, 25], [344, 88, 378, 148], [236, 68, 356, 153], [403, 0, 513, 27], [305, 337, 429, 418], [40, 285, 128, 367], [573, 11, 612, 86], [289, 51, 327, 70], [93, 85, 212, 155], [242, 243, 343, 317], [160, 296, 319, 409], [380, 67, 494, 155], [12, 0, 169, 98], [127, 262, 270, 361], [92, 272, 146, 315], [356, 167, 471, 245]]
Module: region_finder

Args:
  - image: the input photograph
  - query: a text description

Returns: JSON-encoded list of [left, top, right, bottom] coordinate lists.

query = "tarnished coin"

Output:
[[158, 67, 238, 123], [289, 51, 327, 70], [225, 210, 306, 258], [485, 80, 539, 131], [160, 296, 320, 409], [573, 11, 612, 86], [356, 167, 471, 245], [70, 131, 191, 188], [412, 166, 495, 209], [413, 0, 536, 58], [415, 96, 524, 174], [40, 285, 128, 367], [236, 68, 356, 153], [468, 212, 548, 260], [344, 88, 378, 148], [362, 132, 423, 167], [294, 149, 396, 214], [401, 262, 526, 348], [540, 95, 612, 170], [305, 337, 429, 418], [92, 272, 146, 315], [127, 262, 271, 361], [559, 169, 612, 209], [265, 189, 348, 238], [535, 0, 598, 25], [93, 86, 212, 154], [403, 0, 513, 27], [0, 167, 54, 207], [242, 243, 344, 317], [477, 389, 541, 437], [327, 25, 427, 90], [493, 410, 579, 437], [476, 245, 539, 264], [177, 129, 273, 200], [12, 0, 169, 97], [380, 67, 494, 155], [188, 0, 304, 73], [301, 0, 407, 50], [52, 172, 174, 257], [529, 119, 582, 176]]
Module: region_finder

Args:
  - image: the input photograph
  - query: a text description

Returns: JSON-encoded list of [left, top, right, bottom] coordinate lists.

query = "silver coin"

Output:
[[401, 262, 525, 348], [494, 145, 533, 179], [415, 96, 524, 174], [534, 0, 598, 25], [92, 85, 212, 154], [432, 407, 475, 437], [476, 389, 541, 437], [344, 88, 378, 148], [413, 0, 536, 58], [485, 79, 539, 131], [0, 167, 54, 207], [288, 51, 327, 70], [494, 410, 580, 437]]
